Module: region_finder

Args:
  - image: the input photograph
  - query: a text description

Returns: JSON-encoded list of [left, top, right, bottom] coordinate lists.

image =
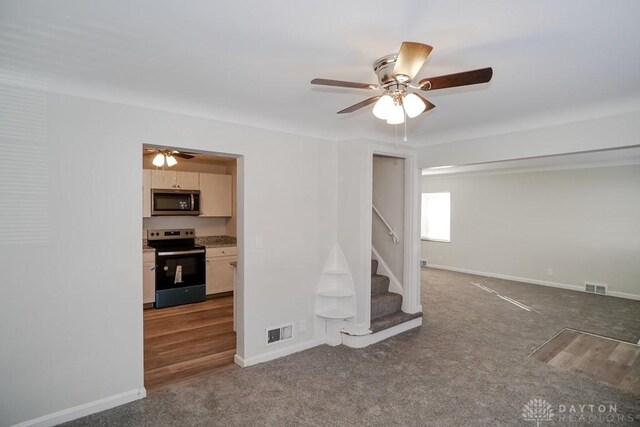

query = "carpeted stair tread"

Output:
[[371, 259, 379, 276], [370, 311, 423, 333], [371, 292, 403, 320], [371, 274, 390, 294]]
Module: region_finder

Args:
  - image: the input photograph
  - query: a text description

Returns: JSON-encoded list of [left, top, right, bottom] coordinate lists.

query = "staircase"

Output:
[[370, 259, 422, 333]]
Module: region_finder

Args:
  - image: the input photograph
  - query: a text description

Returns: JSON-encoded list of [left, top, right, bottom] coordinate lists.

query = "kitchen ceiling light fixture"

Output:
[[165, 154, 177, 167], [144, 148, 197, 167], [152, 152, 166, 167]]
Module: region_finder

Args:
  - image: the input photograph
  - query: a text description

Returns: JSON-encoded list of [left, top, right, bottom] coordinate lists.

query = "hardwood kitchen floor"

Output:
[[144, 296, 237, 392], [530, 328, 640, 393]]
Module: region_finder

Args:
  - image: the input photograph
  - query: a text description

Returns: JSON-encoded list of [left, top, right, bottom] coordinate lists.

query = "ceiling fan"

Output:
[[144, 148, 196, 167], [311, 41, 493, 125]]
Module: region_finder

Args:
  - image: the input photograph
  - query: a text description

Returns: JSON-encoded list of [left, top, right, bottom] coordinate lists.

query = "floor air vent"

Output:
[[584, 281, 607, 295], [266, 323, 293, 345]]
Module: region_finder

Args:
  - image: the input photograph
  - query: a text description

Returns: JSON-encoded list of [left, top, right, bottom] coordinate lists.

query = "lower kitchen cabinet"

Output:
[[206, 247, 237, 294], [143, 252, 156, 304]]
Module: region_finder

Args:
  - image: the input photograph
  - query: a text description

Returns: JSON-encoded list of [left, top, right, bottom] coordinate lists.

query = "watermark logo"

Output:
[[522, 399, 554, 426], [521, 399, 639, 424]]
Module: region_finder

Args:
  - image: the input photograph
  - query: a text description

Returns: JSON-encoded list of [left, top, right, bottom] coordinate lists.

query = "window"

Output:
[[421, 192, 450, 242]]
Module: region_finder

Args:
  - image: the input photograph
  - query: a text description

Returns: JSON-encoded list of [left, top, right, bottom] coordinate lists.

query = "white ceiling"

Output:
[[1, 0, 639, 146]]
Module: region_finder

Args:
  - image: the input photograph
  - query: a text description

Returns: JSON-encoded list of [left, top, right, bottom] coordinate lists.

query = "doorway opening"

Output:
[[142, 144, 241, 392], [370, 153, 421, 330]]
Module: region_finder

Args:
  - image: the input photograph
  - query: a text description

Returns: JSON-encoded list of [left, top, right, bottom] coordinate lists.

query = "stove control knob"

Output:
[[163, 266, 169, 271]]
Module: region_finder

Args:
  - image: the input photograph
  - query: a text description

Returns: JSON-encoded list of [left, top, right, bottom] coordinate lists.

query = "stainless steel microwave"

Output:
[[151, 189, 200, 216]]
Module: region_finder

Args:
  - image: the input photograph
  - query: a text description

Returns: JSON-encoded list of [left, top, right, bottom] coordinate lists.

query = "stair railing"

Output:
[[372, 204, 400, 244]]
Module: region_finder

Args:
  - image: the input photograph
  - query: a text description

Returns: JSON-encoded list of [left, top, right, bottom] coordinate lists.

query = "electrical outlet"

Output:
[[547, 268, 553, 276], [420, 260, 427, 268], [255, 235, 263, 248], [299, 320, 306, 332]]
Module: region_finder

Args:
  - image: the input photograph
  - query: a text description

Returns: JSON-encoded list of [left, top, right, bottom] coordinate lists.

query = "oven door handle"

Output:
[[157, 249, 206, 256]]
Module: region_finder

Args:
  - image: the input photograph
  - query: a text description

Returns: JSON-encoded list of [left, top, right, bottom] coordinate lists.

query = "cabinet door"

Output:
[[143, 262, 156, 304], [200, 173, 232, 217], [143, 169, 151, 218], [175, 171, 199, 190], [206, 256, 236, 294], [150, 170, 176, 189]]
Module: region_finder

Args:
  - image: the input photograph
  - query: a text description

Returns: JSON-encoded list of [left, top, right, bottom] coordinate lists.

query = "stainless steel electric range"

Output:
[[146, 228, 206, 309]]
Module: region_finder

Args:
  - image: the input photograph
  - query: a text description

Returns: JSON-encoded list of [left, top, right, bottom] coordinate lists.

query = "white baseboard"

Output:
[[234, 337, 325, 367], [427, 264, 640, 301], [13, 387, 146, 427], [608, 290, 640, 301], [341, 317, 422, 349]]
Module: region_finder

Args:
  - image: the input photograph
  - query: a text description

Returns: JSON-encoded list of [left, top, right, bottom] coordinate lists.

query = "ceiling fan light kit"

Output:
[[165, 154, 177, 167], [403, 93, 427, 118], [386, 102, 405, 125], [311, 41, 493, 136], [145, 149, 196, 167], [152, 152, 166, 167]]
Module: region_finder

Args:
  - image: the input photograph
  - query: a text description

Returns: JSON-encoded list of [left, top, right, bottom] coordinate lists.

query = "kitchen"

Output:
[[141, 146, 239, 391]]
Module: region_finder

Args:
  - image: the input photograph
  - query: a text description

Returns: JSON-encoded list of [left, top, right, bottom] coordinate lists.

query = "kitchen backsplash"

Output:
[[142, 216, 233, 238]]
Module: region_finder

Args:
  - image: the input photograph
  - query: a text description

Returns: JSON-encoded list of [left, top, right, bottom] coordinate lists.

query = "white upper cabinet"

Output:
[[150, 169, 174, 189], [175, 171, 199, 190], [150, 170, 199, 190], [200, 173, 232, 217], [145, 169, 232, 217]]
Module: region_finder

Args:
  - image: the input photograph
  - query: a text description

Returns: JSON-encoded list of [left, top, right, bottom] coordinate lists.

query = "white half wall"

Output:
[[0, 85, 337, 426], [421, 165, 640, 298], [417, 111, 640, 168]]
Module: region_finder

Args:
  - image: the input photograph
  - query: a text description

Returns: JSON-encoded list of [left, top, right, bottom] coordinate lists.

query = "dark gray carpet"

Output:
[[63, 268, 640, 426]]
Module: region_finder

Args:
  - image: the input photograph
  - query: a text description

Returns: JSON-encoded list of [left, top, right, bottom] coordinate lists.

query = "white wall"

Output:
[[421, 165, 640, 298], [372, 155, 404, 283], [337, 140, 372, 330], [0, 85, 337, 426]]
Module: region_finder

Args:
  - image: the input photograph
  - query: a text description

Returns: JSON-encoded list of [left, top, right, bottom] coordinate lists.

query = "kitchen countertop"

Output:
[[196, 235, 237, 248], [142, 235, 237, 252]]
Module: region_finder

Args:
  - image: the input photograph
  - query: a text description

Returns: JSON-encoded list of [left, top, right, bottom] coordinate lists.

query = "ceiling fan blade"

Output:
[[311, 78, 378, 90], [173, 152, 195, 159], [419, 67, 493, 91], [337, 96, 381, 114], [393, 42, 433, 80], [413, 93, 436, 114]]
